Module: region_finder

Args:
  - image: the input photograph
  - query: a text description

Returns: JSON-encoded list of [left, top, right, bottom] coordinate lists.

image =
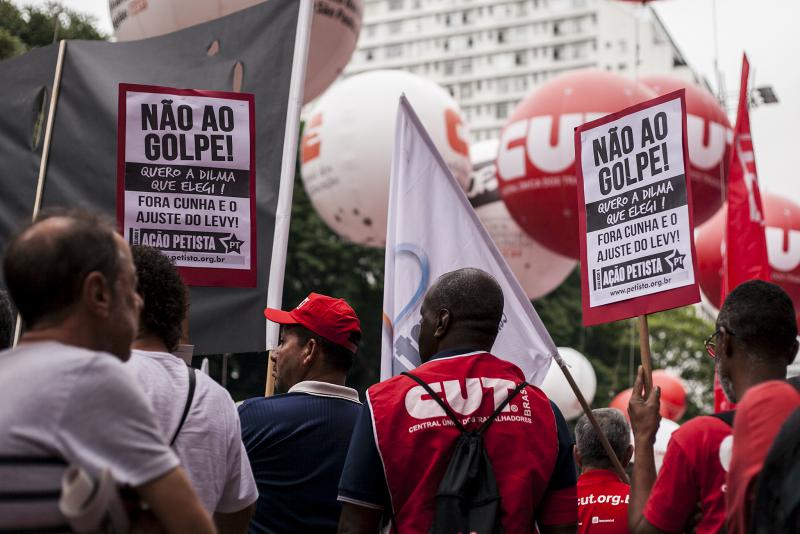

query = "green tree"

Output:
[[0, 0, 105, 61]]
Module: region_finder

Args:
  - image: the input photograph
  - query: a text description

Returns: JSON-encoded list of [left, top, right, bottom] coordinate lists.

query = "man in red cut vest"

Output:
[[628, 280, 798, 534], [337, 268, 577, 534], [574, 408, 632, 533]]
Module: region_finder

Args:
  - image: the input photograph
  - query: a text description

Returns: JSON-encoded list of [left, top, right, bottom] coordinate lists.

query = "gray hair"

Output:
[[575, 408, 631, 469]]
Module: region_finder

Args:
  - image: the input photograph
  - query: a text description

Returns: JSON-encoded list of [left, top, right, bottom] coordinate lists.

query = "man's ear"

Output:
[[301, 337, 319, 368], [622, 444, 634, 468], [82, 271, 112, 318], [434, 309, 450, 339], [787, 339, 799, 367], [720, 327, 735, 360], [573, 445, 582, 471]]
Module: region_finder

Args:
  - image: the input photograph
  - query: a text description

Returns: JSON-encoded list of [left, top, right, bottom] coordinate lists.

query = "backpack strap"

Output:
[[402, 372, 467, 433], [170, 364, 196, 446], [710, 409, 735, 427], [476, 380, 528, 436]]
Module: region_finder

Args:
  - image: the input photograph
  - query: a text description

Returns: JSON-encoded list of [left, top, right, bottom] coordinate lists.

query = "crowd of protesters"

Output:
[[0, 208, 798, 533]]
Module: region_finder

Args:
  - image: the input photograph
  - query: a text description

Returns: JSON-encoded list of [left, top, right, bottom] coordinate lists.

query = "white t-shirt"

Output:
[[126, 349, 258, 514], [0, 342, 179, 530]]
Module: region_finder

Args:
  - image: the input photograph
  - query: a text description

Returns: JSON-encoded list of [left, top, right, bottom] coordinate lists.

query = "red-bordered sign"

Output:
[[117, 83, 256, 287], [574, 89, 700, 326]]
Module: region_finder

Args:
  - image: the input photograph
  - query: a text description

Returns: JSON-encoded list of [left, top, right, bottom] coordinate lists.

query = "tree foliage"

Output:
[[0, 0, 105, 61], [534, 270, 715, 421]]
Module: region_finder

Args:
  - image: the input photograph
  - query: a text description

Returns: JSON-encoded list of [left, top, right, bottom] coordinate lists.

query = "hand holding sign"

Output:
[[575, 90, 701, 393]]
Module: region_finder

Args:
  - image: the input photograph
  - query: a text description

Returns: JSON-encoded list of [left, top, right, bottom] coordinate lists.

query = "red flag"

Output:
[[715, 54, 771, 412]]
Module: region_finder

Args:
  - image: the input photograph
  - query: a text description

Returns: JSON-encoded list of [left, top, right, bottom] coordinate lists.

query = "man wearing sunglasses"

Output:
[[628, 280, 798, 534]]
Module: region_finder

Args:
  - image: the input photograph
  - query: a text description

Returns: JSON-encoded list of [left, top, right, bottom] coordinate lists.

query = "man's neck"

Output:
[[735, 362, 787, 400], [433, 336, 493, 356], [132, 333, 170, 354], [19, 316, 108, 356], [298, 370, 348, 388]]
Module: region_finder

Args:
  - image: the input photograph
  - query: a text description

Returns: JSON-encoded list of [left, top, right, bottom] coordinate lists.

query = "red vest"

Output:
[[367, 351, 559, 533]]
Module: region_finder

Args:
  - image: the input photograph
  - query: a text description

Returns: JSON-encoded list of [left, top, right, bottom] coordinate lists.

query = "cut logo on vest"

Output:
[[404, 377, 532, 429]]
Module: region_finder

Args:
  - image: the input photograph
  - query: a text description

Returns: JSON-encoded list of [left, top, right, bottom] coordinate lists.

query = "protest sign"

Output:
[[575, 90, 700, 326], [118, 83, 256, 287]]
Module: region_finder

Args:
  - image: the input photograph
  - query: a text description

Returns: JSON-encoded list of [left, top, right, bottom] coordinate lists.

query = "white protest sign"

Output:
[[575, 90, 700, 325], [117, 84, 256, 287]]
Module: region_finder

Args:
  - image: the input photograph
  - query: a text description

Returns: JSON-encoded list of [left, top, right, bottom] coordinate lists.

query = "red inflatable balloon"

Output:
[[640, 76, 732, 226], [695, 192, 800, 328], [496, 69, 655, 258], [609, 370, 687, 422]]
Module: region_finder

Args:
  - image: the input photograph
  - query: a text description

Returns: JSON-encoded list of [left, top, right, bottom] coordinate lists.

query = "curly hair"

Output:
[[131, 246, 187, 351]]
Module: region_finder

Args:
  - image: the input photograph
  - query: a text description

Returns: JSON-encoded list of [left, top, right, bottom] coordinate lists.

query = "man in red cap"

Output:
[[238, 292, 362, 533]]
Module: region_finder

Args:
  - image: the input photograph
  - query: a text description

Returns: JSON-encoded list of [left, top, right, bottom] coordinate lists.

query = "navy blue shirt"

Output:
[[239, 382, 362, 534], [338, 349, 577, 513]]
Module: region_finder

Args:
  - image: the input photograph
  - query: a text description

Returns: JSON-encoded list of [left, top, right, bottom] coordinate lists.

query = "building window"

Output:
[[460, 83, 473, 98], [618, 63, 627, 71], [365, 50, 374, 61], [460, 59, 473, 73], [553, 21, 561, 36], [444, 61, 454, 75], [467, 36, 474, 48], [515, 51, 526, 66], [553, 45, 564, 60], [388, 0, 404, 11], [385, 45, 402, 58], [496, 102, 509, 119], [498, 30, 506, 43], [498, 78, 509, 94], [388, 21, 402, 34], [445, 14, 451, 26], [463, 11, 469, 24]]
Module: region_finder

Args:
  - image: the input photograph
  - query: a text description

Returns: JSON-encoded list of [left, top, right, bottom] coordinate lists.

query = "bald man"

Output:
[[338, 268, 577, 534], [0, 209, 214, 533]]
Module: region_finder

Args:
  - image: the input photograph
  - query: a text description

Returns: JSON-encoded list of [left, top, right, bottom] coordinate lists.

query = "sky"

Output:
[[13, 0, 799, 199]]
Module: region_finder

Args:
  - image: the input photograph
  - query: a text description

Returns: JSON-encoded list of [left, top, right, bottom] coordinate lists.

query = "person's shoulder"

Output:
[[668, 414, 732, 452]]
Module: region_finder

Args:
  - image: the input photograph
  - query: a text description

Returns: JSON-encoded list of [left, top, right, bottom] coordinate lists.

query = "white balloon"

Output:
[[109, 0, 362, 103], [300, 70, 472, 247], [539, 347, 597, 421], [468, 139, 576, 300], [631, 419, 680, 473]]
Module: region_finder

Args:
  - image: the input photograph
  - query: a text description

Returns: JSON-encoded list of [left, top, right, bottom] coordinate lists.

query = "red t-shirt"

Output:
[[577, 469, 630, 533], [643, 416, 732, 533], [726, 381, 800, 534]]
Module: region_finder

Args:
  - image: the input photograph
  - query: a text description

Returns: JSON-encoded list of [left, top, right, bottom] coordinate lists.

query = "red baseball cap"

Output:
[[264, 293, 361, 353]]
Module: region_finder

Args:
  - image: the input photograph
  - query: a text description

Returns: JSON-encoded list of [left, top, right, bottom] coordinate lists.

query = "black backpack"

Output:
[[748, 377, 800, 534], [402, 372, 528, 534]]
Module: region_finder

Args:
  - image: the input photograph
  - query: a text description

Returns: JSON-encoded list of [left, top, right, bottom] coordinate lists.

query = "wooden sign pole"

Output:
[[637, 315, 654, 394]]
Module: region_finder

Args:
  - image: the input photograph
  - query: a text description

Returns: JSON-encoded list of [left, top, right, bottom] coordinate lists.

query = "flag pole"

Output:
[[555, 355, 630, 484], [13, 39, 68, 347], [263, 0, 314, 396]]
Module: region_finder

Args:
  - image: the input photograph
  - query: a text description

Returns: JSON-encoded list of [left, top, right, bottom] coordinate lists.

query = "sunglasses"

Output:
[[704, 326, 736, 358]]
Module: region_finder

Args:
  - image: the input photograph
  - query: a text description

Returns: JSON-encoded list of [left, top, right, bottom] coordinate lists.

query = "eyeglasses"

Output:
[[704, 327, 735, 358]]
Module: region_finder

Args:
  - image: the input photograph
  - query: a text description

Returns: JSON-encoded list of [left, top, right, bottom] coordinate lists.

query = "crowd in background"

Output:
[[0, 208, 798, 533]]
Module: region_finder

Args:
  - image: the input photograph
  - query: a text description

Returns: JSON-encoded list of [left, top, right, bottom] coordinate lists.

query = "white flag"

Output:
[[381, 97, 558, 385]]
